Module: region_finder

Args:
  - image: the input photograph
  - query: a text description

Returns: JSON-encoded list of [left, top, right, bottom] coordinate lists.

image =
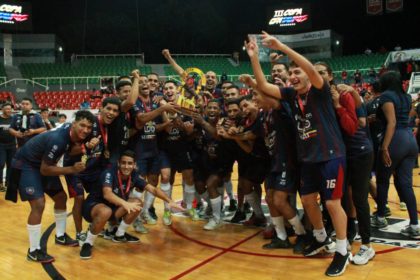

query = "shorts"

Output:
[[265, 168, 298, 193], [15, 162, 64, 201], [82, 194, 115, 223], [65, 173, 102, 197], [137, 156, 161, 176], [238, 156, 269, 185], [300, 157, 346, 200], [165, 150, 193, 172], [193, 156, 228, 183]]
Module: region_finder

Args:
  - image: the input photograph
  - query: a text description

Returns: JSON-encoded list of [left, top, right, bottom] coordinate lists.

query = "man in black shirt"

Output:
[[0, 103, 16, 191]]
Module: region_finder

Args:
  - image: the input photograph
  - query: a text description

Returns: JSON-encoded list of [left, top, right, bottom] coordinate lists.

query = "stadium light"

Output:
[[336, 40, 340, 46], [58, 46, 63, 52]]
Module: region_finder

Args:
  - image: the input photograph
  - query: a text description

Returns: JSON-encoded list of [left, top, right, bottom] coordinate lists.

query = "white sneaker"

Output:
[[352, 245, 375, 265], [143, 211, 157, 225], [163, 210, 172, 226], [188, 208, 199, 221], [400, 202, 407, 211], [133, 218, 149, 234], [203, 218, 222, 231]]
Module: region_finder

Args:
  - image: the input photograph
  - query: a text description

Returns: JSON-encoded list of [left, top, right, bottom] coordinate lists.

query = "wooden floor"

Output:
[[1, 165, 420, 280]]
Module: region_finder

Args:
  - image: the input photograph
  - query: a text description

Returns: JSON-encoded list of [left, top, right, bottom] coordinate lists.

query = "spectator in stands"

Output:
[[80, 99, 91, 110], [364, 47, 372, 55], [354, 69, 362, 85], [40, 109, 56, 130], [341, 69, 348, 84]]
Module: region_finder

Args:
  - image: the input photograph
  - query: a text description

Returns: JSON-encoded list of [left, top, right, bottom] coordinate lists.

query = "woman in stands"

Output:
[[371, 71, 420, 239]]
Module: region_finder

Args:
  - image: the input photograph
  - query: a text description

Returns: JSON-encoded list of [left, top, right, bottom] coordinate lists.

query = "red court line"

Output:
[[170, 230, 261, 280], [375, 247, 404, 254], [170, 224, 409, 260]]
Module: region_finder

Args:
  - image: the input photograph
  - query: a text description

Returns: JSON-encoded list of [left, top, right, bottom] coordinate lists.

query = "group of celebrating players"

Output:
[[4, 32, 419, 277]]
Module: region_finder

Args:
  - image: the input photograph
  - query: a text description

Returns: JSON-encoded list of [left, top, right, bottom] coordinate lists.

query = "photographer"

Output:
[[9, 98, 46, 148]]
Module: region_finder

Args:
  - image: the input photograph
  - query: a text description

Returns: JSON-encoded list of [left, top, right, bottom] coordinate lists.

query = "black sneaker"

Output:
[[55, 233, 79, 247], [80, 243, 93, 260], [303, 237, 336, 257], [149, 206, 158, 220], [228, 199, 237, 212], [112, 233, 140, 243], [293, 234, 311, 254], [325, 252, 352, 277], [262, 236, 292, 249], [27, 249, 55, 263], [103, 228, 117, 240], [230, 210, 246, 223]]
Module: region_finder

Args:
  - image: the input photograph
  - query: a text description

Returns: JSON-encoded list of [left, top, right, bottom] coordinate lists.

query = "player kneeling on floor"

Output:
[[80, 150, 184, 259]]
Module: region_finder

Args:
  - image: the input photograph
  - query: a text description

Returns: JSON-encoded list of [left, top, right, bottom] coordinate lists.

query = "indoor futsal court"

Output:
[[1, 165, 420, 280]]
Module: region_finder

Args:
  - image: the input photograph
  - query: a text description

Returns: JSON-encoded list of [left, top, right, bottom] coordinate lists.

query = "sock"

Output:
[[116, 220, 130, 237], [160, 182, 172, 210], [336, 238, 348, 256], [54, 209, 67, 238], [210, 196, 222, 221], [85, 230, 98, 246], [411, 224, 419, 230], [245, 191, 264, 218], [288, 215, 306, 235], [272, 216, 287, 240], [224, 181, 234, 200], [184, 184, 196, 210], [313, 228, 327, 242], [27, 224, 41, 252], [143, 191, 156, 212]]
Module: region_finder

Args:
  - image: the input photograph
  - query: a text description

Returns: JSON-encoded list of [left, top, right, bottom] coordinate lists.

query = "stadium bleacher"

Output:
[[20, 57, 151, 85], [33, 90, 114, 109]]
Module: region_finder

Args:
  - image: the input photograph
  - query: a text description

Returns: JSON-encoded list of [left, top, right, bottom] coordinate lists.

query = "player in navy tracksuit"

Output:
[[79, 150, 184, 260], [246, 32, 351, 277], [372, 71, 419, 240], [8, 110, 95, 263]]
